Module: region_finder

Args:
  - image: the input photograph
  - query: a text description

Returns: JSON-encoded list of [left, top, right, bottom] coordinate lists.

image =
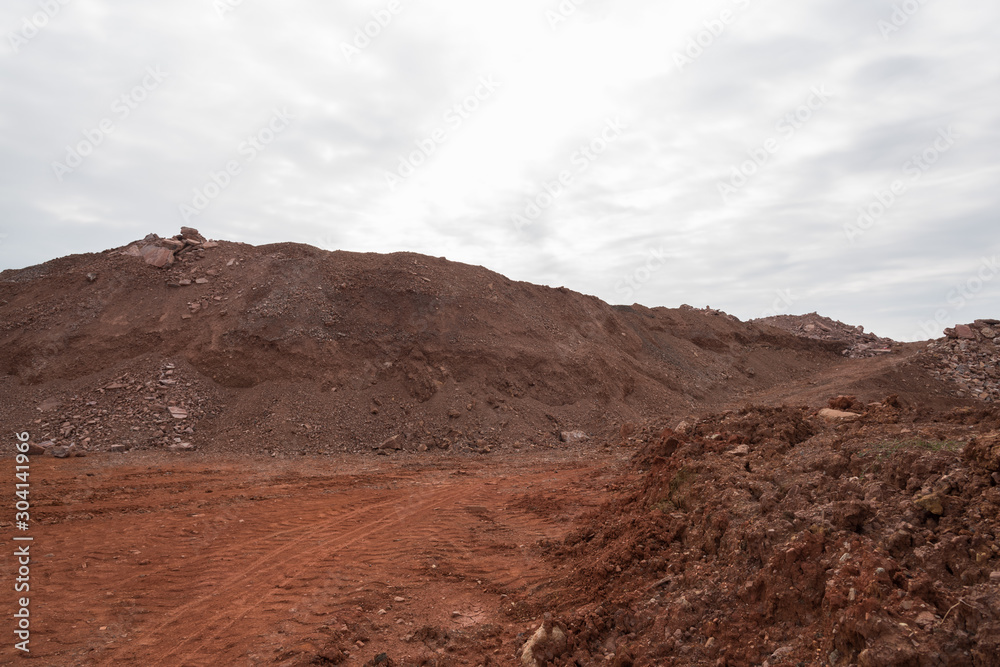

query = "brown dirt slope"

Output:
[[0, 233, 971, 456], [539, 403, 1000, 666]]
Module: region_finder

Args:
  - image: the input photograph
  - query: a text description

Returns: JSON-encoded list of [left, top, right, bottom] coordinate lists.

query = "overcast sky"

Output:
[[1, 0, 998, 341]]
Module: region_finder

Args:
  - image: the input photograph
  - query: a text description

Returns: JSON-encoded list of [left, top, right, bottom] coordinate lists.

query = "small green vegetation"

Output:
[[854, 438, 963, 481], [868, 438, 963, 456]]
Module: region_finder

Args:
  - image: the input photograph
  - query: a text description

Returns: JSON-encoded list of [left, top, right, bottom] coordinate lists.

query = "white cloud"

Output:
[[1, 0, 998, 340]]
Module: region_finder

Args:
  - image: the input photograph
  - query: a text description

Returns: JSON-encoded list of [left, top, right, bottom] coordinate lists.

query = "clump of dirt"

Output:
[[538, 400, 1000, 666]]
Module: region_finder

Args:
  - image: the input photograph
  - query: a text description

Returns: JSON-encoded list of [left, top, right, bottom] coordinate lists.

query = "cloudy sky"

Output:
[[1, 0, 998, 341]]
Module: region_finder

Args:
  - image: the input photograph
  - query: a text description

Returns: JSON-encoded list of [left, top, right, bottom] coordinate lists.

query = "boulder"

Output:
[[559, 430, 589, 443], [140, 245, 175, 268], [955, 324, 976, 340]]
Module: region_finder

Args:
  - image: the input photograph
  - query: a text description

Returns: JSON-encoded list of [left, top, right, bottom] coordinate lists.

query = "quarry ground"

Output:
[[6, 398, 1000, 667], [2, 448, 622, 666]]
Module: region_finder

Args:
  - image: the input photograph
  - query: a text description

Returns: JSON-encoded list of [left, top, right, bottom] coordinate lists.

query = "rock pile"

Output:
[[923, 320, 1000, 402], [28, 359, 215, 455], [120, 227, 218, 268], [755, 312, 898, 358]]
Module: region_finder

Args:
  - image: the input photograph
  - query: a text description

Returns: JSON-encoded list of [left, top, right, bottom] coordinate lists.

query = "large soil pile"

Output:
[[0, 229, 948, 457]]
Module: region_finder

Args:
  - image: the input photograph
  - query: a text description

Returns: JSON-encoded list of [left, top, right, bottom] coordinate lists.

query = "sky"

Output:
[[1, 0, 998, 341]]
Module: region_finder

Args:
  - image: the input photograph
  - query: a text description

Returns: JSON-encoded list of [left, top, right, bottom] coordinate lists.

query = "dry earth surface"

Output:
[[2, 230, 999, 666]]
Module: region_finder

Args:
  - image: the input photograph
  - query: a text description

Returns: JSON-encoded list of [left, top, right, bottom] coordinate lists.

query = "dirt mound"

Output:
[[537, 402, 1000, 665], [0, 229, 930, 457], [756, 312, 899, 358]]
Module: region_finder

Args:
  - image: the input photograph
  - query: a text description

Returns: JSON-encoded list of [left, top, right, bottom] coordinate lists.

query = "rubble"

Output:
[[120, 227, 216, 268], [18, 360, 213, 454], [923, 320, 1000, 402], [756, 312, 899, 358]]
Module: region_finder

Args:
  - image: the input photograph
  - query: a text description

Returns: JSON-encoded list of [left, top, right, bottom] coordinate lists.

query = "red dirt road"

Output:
[[4, 451, 619, 666]]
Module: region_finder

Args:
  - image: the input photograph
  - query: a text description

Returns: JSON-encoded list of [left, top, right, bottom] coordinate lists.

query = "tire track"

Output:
[[102, 484, 469, 666]]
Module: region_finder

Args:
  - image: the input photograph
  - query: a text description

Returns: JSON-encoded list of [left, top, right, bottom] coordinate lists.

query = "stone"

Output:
[[990, 571, 1000, 583], [50, 446, 71, 458], [26, 443, 46, 455], [169, 442, 195, 452], [86, 273, 98, 282], [178, 279, 192, 286], [37, 398, 62, 412], [915, 611, 936, 627], [121, 244, 144, 257], [140, 245, 175, 268], [180, 226, 206, 241], [914, 493, 944, 516], [202, 241, 219, 249], [168, 406, 188, 419], [981, 327, 997, 339], [109, 444, 131, 453], [955, 324, 976, 340], [728, 444, 750, 456], [520, 618, 567, 667], [195, 278, 209, 284], [559, 430, 589, 443], [818, 408, 860, 421], [769, 646, 793, 662], [380, 435, 403, 451]]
